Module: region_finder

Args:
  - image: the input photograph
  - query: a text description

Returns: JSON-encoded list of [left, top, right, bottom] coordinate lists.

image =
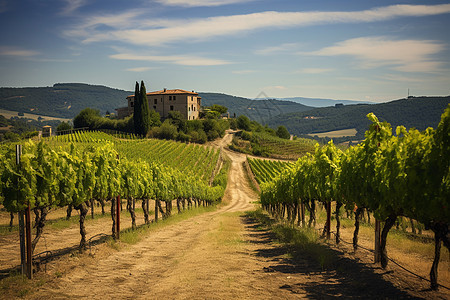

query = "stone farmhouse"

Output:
[[116, 88, 201, 120]]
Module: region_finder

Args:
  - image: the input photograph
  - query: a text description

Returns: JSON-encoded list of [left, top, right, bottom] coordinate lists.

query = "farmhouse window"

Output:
[[170, 105, 174, 111], [154, 99, 157, 104]]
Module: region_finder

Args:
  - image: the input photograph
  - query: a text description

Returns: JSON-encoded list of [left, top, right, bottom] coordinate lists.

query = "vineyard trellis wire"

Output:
[[258, 106, 450, 291]]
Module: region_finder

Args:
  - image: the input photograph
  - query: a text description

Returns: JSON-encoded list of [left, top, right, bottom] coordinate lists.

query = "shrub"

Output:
[[56, 121, 72, 132], [189, 130, 207, 144], [241, 131, 252, 141], [276, 125, 290, 139], [177, 131, 190, 143], [73, 108, 101, 129], [237, 115, 251, 131], [229, 118, 238, 130], [158, 121, 178, 140], [207, 129, 219, 141]]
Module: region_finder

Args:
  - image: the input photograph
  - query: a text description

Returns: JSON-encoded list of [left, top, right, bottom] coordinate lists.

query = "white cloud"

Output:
[[61, 0, 87, 15], [110, 52, 231, 66], [126, 67, 156, 72], [63, 10, 145, 38], [32, 58, 72, 63], [155, 0, 256, 7], [307, 36, 445, 73], [0, 46, 39, 57], [255, 43, 300, 55], [380, 74, 424, 83], [299, 68, 334, 74], [265, 85, 286, 90], [73, 4, 450, 46], [232, 70, 255, 74]]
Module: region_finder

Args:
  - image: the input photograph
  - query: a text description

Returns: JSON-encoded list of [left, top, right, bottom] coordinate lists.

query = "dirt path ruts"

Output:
[[26, 134, 271, 299]]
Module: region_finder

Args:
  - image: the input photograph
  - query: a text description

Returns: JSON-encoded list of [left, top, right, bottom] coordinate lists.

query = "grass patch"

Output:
[[0, 270, 46, 298], [0, 211, 113, 235], [111, 205, 217, 248], [0, 224, 19, 235], [49, 211, 112, 230], [208, 212, 245, 247], [246, 209, 335, 270], [242, 161, 260, 194], [316, 207, 449, 262]]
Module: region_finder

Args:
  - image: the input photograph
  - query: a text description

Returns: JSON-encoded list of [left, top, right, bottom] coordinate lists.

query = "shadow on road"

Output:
[[241, 214, 423, 299]]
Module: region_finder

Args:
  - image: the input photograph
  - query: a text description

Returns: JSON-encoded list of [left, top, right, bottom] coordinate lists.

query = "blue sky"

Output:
[[1, 0, 449, 102]]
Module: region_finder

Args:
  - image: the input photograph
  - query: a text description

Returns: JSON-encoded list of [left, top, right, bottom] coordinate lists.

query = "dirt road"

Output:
[[24, 133, 293, 299]]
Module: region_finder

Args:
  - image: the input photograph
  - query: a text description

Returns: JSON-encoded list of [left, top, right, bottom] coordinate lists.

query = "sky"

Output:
[[0, 0, 450, 102]]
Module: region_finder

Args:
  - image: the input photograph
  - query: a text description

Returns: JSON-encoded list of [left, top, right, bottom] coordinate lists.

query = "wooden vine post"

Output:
[[25, 201, 32, 279], [16, 144, 32, 279], [374, 124, 381, 264], [115, 155, 120, 240], [116, 195, 120, 240], [17, 145, 26, 276], [326, 202, 331, 240], [374, 220, 381, 263]]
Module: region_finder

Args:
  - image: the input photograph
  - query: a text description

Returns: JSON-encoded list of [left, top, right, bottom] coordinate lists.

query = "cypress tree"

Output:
[[133, 81, 141, 135], [139, 80, 151, 136]]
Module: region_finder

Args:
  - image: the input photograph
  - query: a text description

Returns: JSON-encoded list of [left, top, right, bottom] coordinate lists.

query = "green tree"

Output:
[[149, 109, 161, 128], [237, 115, 251, 131], [139, 81, 151, 135], [133, 81, 141, 135], [133, 81, 152, 136], [210, 104, 228, 114], [276, 125, 290, 139], [73, 108, 101, 129], [56, 121, 73, 133], [168, 111, 183, 121], [158, 120, 178, 140]]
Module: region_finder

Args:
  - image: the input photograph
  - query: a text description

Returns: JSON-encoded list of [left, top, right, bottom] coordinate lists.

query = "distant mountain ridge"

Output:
[[199, 92, 313, 123], [1, 84, 447, 142], [276, 97, 374, 107], [265, 96, 450, 141], [0, 83, 131, 119], [0, 84, 312, 121]]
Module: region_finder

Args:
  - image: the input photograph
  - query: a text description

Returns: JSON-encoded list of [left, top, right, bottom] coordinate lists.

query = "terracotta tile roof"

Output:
[[127, 89, 200, 98]]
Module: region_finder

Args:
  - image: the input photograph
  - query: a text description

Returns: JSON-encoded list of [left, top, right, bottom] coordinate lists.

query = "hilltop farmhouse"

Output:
[[116, 88, 201, 120]]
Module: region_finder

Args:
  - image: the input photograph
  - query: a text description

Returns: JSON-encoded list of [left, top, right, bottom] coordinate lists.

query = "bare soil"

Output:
[[0, 132, 449, 299]]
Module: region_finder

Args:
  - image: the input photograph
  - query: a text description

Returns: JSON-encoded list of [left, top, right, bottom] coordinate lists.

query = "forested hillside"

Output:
[[266, 96, 450, 140], [0, 84, 312, 122], [277, 96, 372, 107], [1, 83, 447, 143], [200, 92, 312, 123], [0, 83, 130, 118]]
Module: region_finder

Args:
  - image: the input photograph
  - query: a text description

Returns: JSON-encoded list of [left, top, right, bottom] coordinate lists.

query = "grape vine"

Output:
[[260, 105, 450, 290]]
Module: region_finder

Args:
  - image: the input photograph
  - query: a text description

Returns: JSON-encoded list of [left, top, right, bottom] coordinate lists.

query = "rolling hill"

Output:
[[1, 83, 447, 142], [265, 96, 450, 140], [199, 92, 313, 123], [277, 97, 374, 107], [0, 84, 312, 122], [0, 83, 131, 119]]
